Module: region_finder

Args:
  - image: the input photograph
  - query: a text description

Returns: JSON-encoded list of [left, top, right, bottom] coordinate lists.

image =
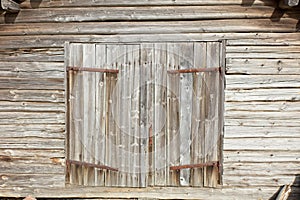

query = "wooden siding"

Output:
[[0, 0, 300, 199]]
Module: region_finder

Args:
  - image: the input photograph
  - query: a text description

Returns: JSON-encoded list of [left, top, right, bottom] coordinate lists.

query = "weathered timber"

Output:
[[226, 58, 300, 75], [224, 150, 300, 163], [19, 0, 277, 8], [226, 75, 300, 89], [225, 88, 300, 101], [1, 6, 298, 23], [0, 186, 282, 199], [0, 62, 64, 79], [0, 19, 298, 36]]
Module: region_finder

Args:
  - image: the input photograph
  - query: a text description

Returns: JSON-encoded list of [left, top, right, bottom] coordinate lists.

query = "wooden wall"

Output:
[[0, 0, 300, 199]]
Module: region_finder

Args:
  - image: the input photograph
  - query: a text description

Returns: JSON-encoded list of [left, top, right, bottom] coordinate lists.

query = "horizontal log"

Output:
[[0, 101, 65, 112], [1, 6, 297, 23], [0, 112, 65, 125], [0, 174, 65, 188], [0, 48, 64, 62], [225, 88, 300, 101], [0, 31, 299, 49], [226, 46, 300, 59], [226, 58, 300, 75], [0, 138, 65, 149], [224, 137, 300, 150], [0, 163, 64, 174], [227, 38, 300, 46], [0, 89, 65, 103], [0, 62, 64, 79], [0, 18, 298, 36], [20, 0, 277, 8], [225, 101, 300, 112], [225, 118, 300, 127], [0, 149, 64, 164], [225, 111, 300, 120], [0, 77, 64, 90], [224, 150, 300, 163], [225, 126, 300, 138], [4, 186, 280, 199], [223, 174, 299, 187], [226, 75, 300, 89], [223, 162, 300, 176], [227, 46, 300, 53]]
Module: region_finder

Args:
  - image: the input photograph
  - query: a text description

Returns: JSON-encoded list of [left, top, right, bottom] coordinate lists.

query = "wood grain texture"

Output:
[[1, 6, 297, 23]]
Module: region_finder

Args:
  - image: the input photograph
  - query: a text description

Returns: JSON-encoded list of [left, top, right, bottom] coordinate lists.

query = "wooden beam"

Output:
[[1, 0, 20, 12]]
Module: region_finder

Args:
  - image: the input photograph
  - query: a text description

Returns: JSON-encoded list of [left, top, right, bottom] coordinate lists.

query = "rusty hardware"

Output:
[[170, 161, 219, 171], [66, 160, 118, 172], [168, 67, 221, 74], [67, 66, 119, 73]]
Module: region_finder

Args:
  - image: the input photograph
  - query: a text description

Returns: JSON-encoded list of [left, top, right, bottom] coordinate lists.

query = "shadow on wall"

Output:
[[242, 0, 300, 31], [269, 174, 300, 200]]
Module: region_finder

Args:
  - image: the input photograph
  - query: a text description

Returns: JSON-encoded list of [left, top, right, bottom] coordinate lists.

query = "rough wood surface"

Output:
[[1, 6, 297, 23], [20, 0, 276, 8]]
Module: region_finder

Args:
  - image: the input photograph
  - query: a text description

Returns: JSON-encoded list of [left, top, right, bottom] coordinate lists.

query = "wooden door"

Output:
[[66, 42, 224, 188]]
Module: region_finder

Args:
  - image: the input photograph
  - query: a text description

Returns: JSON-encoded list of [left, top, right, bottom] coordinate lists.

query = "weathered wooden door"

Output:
[[66, 42, 224, 187]]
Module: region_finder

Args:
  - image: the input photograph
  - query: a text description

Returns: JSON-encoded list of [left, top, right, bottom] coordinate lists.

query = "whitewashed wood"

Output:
[[225, 101, 300, 112], [223, 175, 298, 187], [224, 150, 300, 163], [224, 137, 300, 151], [0, 62, 64, 79], [0, 163, 64, 174], [20, 0, 276, 8], [11, 186, 283, 200], [204, 42, 221, 187], [225, 111, 300, 121], [0, 101, 64, 112], [0, 48, 64, 62], [227, 38, 300, 46], [225, 126, 300, 138], [190, 42, 206, 187], [0, 112, 64, 124], [2, 6, 296, 23], [0, 77, 63, 90], [226, 58, 300, 75], [167, 43, 180, 186], [223, 162, 300, 176], [1, 31, 300, 49], [178, 43, 193, 186], [153, 43, 168, 186], [225, 88, 300, 101], [226, 75, 300, 89], [94, 44, 107, 186], [0, 174, 65, 188], [0, 138, 64, 149]]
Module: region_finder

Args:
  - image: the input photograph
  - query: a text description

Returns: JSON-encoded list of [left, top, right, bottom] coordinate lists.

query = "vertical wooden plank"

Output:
[[167, 43, 180, 186], [178, 43, 194, 187], [105, 44, 120, 186], [82, 44, 96, 186], [153, 43, 168, 186], [95, 44, 107, 186], [70, 43, 84, 185], [130, 45, 141, 187], [204, 42, 220, 187], [140, 43, 152, 188], [126, 44, 140, 187], [218, 41, 225, 185], [65, 42, 71, 185], [190, 42, 207, 187]]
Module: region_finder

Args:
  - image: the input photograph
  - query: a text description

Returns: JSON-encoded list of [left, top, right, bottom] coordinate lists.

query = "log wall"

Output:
[[0, 0, 299, 199]]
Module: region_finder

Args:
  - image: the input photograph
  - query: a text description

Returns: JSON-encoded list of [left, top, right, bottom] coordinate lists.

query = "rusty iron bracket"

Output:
[[67, 66, 119, 73], [170, 161, 219, 171], [168, 67, 221, 74], [66, 160, 118, 172]]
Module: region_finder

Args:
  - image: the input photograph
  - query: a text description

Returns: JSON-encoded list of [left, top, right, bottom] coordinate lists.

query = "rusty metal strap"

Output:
[[170, 161, 219, 171], [168, 67, 221, 74], [67, 66, 119, 73], [66, 159, 118, 172]]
